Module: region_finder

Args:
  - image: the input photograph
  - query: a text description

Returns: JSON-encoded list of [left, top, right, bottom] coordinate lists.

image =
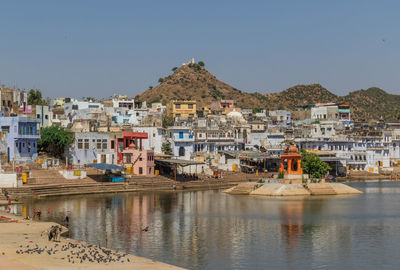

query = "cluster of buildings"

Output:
[[1, 86, 399, 178]]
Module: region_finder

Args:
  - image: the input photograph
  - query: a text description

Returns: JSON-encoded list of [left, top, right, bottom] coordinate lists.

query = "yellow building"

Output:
[[168, 100, 197, 118]]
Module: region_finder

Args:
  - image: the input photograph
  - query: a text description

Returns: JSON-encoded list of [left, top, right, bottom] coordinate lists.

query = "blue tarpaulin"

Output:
[[87, 163, 124, 171]]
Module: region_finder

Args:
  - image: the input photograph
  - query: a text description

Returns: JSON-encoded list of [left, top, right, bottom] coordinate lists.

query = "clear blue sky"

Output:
[[1, 0, 399, 98]]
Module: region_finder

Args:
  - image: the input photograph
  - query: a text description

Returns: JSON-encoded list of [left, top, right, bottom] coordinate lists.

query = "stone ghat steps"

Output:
[[3, 179, 239, 199], [250, 183, 310, 196], [223, 183, 261, 195], [30, 169, 63, 178], [306, 183, 337, 195], [27, 178, 97, 185]]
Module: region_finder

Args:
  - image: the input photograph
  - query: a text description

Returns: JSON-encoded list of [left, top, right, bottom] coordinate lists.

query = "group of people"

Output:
[[182, 173, 199, 181]]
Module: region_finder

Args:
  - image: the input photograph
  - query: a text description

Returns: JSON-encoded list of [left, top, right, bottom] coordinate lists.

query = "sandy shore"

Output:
[[0, 211, 184, 270]]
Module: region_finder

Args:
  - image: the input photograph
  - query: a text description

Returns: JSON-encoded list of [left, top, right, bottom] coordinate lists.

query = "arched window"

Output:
[[179, 146, 185, 156]]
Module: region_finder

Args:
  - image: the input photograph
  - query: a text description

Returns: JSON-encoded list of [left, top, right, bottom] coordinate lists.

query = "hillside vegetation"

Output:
[[136, 64, 400, 121]]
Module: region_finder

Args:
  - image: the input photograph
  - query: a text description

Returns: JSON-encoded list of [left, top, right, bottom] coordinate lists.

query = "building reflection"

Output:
[[17, 189, 392, 270], [280, 201, 304, 251]]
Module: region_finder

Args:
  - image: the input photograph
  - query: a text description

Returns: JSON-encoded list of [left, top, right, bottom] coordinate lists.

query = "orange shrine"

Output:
[[280, 145, 303, 175]]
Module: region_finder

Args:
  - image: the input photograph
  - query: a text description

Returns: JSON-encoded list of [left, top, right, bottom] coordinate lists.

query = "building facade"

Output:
[[0, 116, 40, 163]]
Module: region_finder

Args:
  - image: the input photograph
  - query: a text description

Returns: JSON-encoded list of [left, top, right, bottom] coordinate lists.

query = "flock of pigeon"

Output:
[[15, 242, 132, 264]]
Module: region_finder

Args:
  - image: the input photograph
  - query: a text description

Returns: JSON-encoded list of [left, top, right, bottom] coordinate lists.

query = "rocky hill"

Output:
[[135, 63, 268, 109], [264, 84, 338, 110], [338, 88, 400, 122], [136, 64, 400, 121]]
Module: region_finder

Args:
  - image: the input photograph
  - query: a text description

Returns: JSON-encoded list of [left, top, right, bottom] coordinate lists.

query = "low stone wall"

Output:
[[0, 173, 19, 187], [58, 170, 87, 179]]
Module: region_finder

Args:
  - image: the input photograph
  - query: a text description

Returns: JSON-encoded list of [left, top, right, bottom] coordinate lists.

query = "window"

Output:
[[1, 126, 10, 133], [179, 132, 183, 139], [84, 139, 89, 149], [139, 167, 143, 175], [78, 139, 83, 149], [179, 146, 185, 156], [97, 139, 102, 149], [189, 114, 194, 117], [175, 104, 181, 109], [111, 140, 115, 149], [126, 154, 131, 163], [28, 142, 31, 153], [176, 114, 181, 117], [102, 139, 107, 149], [45, 115, 49, 120], [149, 168, 152, 174], [37, 114, 40, 119], [188, 104, 193, 109], [153, 133, 156, 137], [139, 157, 142, 161], [72, 105, 78, 110]]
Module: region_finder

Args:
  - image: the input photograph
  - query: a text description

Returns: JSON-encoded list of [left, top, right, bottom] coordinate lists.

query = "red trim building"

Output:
[[115, 132, 148, 163]]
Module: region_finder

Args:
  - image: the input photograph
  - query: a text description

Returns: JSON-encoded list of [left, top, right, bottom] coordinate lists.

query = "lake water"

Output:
[[16, 182, 400, 270]]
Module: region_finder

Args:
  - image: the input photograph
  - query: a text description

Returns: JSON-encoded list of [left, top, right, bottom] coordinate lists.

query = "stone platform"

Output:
[[225, 182, 362, 196]]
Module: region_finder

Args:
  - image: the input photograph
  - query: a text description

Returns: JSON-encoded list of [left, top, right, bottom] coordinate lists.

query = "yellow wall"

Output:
[[170, 100, 197, 118]]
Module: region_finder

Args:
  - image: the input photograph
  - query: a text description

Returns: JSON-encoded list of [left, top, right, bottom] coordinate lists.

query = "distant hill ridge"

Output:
[[136, 64, 400, 121]]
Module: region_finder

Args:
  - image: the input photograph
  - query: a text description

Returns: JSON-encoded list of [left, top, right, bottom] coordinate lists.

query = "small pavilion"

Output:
[[280, 145, 303, 175]]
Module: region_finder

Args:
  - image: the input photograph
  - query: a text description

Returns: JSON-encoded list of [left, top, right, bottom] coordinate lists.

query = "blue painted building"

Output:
[[0, 116, 40, 163], [167, 126, 195, 160]]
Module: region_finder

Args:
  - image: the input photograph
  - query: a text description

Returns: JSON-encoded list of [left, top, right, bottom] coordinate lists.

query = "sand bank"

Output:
[[0, 211, 184, 270]]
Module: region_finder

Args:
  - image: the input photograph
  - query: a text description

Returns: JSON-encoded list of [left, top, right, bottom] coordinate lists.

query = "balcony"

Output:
[[172, 134, 194, 142], [16, 134, 40, 139]]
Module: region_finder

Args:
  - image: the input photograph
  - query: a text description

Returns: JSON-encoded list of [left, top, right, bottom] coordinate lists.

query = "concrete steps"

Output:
[[306, 183, 337, 195], [224, 182, 261, 195], [250, 183, 310, 196]]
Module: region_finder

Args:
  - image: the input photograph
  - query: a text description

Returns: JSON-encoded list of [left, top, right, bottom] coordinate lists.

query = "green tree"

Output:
[[198, 61, 205, 67], [83, 97, 95, 102], [38, 126, 73, 158], [162, 115, 174, 128], [171, 67, 178, 72], [300, 149, 331, 179], [28, 89, 48, 105], [158, 78, 164, 83], [149, 86, 153, 89], [161, 142, 172, 155]]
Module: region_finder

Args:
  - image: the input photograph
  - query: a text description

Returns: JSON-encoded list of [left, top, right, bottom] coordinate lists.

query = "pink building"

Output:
[[122, 143, 155, 176], [220, 100, 235, 109]]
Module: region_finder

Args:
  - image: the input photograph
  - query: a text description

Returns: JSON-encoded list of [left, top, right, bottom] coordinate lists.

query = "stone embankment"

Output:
[[2, 170, 268, 200], [225, 182, 362, 196]]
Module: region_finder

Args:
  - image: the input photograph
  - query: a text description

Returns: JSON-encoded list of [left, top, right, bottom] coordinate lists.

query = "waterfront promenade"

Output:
[[0, 210, 184, 270]]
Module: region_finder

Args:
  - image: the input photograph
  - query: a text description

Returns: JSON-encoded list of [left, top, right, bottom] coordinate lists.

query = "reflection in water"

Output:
[[13, 182, 400, 270]]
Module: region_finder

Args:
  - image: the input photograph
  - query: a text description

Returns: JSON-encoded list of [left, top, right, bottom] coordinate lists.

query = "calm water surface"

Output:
[[15, 182, 400, 270]]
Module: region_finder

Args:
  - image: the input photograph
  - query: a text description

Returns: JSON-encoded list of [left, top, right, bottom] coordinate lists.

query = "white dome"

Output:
[[227, 110, 243, 118]]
